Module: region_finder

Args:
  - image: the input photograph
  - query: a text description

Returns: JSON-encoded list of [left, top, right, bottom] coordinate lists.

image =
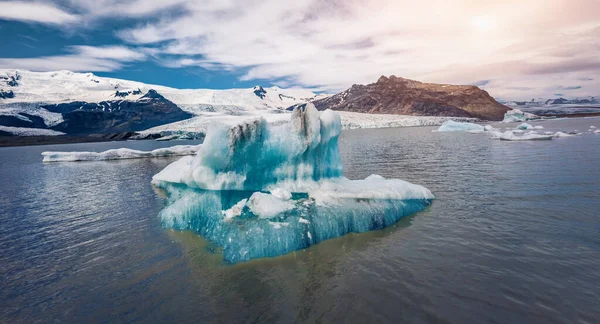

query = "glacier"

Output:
[[0, 125, 65, 136], [152, 104, 434, 263]]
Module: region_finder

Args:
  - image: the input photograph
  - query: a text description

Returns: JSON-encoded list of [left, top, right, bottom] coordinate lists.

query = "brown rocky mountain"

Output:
[[303, 75, 509, 121]]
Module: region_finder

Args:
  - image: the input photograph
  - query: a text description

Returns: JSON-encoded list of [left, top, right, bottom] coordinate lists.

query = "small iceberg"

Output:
[[502, 109, 540, 123], [553, 131, 582, 138], [491, 131, 553, 141], [153, 104, 433, 263], [42, 144, 201, 162], [435, 120, 485, 132]]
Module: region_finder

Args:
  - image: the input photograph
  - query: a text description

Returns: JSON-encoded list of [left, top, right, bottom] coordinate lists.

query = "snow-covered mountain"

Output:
[[0, 70, 327, 136], [502, 96, 600, 117], [504, 96, 599, 108], [0, 70, 324, 109]]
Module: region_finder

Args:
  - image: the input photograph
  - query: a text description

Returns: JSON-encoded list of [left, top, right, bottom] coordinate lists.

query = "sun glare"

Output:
[[470, 15, 497, 31]]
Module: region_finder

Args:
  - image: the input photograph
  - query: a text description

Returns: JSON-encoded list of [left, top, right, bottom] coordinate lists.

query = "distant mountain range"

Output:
[[0, 70, 324, 137], [1, 70, 510, 138], [293, 75, 509, 121], [504, 97, 599, 107]]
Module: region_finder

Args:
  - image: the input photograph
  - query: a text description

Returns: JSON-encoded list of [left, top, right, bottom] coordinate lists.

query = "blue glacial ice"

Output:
[[436, 120, 485, 132], [152, 104, 434, 263]]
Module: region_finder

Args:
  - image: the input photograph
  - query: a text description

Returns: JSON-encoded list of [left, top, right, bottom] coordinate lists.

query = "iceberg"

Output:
[[491, 130, 553, 141], [502, 109, 540, 123], [553, 131, 582, 138], [435, 120, 485, 132], [517, 123, 532, 130], [153, 104, 434, 263], [42, 144, 201, 162]]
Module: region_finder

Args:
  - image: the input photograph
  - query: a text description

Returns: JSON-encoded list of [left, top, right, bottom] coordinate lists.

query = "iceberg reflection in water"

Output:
[[152, 104, 434, 262]]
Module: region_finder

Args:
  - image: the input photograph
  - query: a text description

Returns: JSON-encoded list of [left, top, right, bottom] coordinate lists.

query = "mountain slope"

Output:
[[305, 75, 509, 121], [41, 90, 192, 134]]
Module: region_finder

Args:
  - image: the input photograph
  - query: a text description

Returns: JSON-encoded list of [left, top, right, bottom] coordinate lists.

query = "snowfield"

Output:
[[0, 69, 325, 111]]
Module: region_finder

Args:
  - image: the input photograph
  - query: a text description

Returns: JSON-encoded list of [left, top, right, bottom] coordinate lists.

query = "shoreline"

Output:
[[1, 112, 599, 148], [0, 135, 135, 148]]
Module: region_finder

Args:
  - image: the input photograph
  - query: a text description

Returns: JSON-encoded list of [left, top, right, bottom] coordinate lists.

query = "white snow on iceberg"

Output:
[[42, 144, 201, 162], [153, 104, 434, 263]]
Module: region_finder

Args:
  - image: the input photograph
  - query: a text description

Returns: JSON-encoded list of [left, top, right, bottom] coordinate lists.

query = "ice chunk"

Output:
[[222, 198, 247, 221], [154, 104, 434, 262], [247, 192, 295, 219], [270, 188, 292, 200], [491, 131, 553, 141], [517, 123, 533, 130], [595, 129, 600, 134], [435, 120, 484, 132], [553, 131, 582, 138], [42, 144, 201, 162], [503, 109, 539, 123]]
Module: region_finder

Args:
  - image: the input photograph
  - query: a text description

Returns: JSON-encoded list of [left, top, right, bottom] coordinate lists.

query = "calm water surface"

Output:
[[1, 118, 600, 323]]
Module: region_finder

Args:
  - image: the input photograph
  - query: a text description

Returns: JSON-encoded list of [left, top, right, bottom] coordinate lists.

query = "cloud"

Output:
[[71, 45, 145, 61], [550, 85, 582, 91], [66, 0, 189, 18], [0, 45, 145, 72], [109, 0, 600, 98], [2, 0, 600, 99], [0, 1, 79, 25]]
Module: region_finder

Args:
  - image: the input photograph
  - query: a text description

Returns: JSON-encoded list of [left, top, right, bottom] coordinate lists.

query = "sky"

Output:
[[0, 0, 598, 100]]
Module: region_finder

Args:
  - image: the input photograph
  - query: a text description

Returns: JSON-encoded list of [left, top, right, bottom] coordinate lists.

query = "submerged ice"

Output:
[[153, 104, 434, 263]]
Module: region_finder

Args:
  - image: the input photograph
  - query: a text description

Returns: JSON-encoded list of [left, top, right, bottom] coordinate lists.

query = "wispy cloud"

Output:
[[0, 45, 145, 72], [112, 0, 600, 98], [0, 1, 79, 25]]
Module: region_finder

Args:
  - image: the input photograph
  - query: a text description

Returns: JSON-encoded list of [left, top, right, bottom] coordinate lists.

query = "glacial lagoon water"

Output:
[[1, 117, 600, 323]]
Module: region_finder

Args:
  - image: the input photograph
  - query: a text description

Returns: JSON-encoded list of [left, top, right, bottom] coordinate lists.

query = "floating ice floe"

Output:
[[490, 131, 553, 141], [490, 130, 585, 141], [42, 144, 201, 162], [516, 123, 544, 130], [435, 120, 485, 132], [553, 131, 582, 138], [152, 104, 434, 263]]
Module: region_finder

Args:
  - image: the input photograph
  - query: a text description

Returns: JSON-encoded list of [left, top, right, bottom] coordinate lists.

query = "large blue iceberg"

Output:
[[152, 104, 434, 263]]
